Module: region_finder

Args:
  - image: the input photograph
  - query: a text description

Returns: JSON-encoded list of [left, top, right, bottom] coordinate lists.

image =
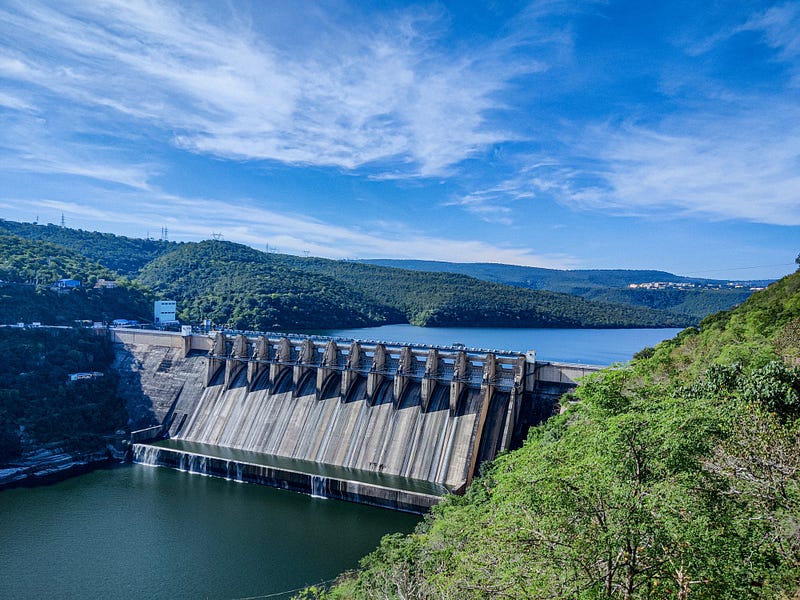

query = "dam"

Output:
[[115, 329, 599, 512]]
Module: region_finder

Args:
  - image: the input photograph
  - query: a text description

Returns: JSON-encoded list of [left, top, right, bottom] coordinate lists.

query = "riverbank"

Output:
[[0, 440, 127, 490]]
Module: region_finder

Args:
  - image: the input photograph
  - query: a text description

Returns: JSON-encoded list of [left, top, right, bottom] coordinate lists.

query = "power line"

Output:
[[679, 263, 795, 276], [227, 576, 338, 600]]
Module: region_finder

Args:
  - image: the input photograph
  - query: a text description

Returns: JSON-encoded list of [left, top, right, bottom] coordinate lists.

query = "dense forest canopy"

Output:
[[136, 240, 405, 330], [0, 220, 174, 277], [0, 220, 744, 331], [0, 328, 127, 464], [307, 269, 800, 599], [362, 259, 762, 320], [0, 234, 153, 325], [136, 241, 691, 329], [0, 234, 116, 286]]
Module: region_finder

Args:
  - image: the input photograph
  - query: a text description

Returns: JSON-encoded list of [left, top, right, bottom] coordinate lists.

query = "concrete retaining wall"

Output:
[[133, 444, 440, 513]]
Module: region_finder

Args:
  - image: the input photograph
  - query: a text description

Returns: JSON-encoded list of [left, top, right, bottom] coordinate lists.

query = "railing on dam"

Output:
[[110, 327, 602, 411], [203, 331, 532, 414]]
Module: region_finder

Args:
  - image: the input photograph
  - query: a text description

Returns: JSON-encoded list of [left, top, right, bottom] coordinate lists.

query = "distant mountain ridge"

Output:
[[360, 259, 770, 320], [359, 259, 771, 290]]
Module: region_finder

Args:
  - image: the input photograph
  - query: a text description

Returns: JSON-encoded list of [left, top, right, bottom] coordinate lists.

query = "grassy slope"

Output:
[[315, 271, 800, 600]]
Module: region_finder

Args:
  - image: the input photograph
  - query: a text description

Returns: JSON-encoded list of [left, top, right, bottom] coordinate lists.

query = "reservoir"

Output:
[[316, 325, 684, 365], [0, 464, 418, 600], [1, 327, 681, 598]]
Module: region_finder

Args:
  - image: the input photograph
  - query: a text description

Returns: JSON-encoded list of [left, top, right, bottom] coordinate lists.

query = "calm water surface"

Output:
[[317, 325, 683, 365], [0, 464, 418, 600]]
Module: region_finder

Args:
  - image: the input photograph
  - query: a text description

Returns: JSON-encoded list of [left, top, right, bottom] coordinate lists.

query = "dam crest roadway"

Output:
[[116, 328, 600, 512]]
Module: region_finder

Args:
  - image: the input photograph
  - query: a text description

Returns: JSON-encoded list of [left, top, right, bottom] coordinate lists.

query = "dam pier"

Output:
[[116, 329, 600, 512]]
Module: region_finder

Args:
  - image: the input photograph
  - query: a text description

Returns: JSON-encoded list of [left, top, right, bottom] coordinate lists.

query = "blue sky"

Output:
[[0, 1, 798, 280]]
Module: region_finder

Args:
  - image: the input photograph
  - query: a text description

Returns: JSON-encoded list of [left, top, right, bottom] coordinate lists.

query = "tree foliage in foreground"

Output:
[[307, 270, 800, 599]]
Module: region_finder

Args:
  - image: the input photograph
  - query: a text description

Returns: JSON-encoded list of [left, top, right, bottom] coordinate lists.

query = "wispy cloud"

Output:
[[0, 113, 154, 190], [0, 0, 552, 177], [519, 100, 800, 225], [458, 2, 800, 227], [9, 191, 577, 269], [444, 170, 543, 225], [738, 2, 800, 64], [679, 1, 800, 81], [0, 90, 33, 111]]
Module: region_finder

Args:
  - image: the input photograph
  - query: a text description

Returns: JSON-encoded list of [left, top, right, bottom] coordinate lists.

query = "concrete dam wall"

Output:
[[115, 329, 600, 511]]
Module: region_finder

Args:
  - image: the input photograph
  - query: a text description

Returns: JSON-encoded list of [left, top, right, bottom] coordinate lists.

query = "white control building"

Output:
[[154, 300, 178, 325]]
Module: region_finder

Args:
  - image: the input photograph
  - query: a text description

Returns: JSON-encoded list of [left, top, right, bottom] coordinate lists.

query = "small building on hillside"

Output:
[[54, 278, 81, 290], [68, 371, 104, 382], [154, 300, 178, 325], [93, 279, 117, 289]]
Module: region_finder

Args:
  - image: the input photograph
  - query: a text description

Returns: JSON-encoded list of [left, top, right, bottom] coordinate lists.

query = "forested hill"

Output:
[[0, 234, 152, 324], [0, 220, 174, 276], [137, 241, 690, 329], [361, 258, 772, 290], [362, 258, 701, 288], [277, 253, 689, 327], [0, 234, 115, 285], [1, 220, 701, 329], [362, 259, 765, 320], [136, 241, 405, 330], [314, 270, 800, 599]]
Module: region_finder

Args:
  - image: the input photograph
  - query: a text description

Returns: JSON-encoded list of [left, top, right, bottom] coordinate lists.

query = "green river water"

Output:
[[0, 464, 418, 599]]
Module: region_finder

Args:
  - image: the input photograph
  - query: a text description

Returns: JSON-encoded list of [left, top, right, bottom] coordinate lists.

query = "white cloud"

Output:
[[6, 192, 577, 269], [0, 114, 154, 190], [738, 2, 800, 63], [0, 90, 33, 111], [0, 0, 548, 177], [522, 101, 800, 225], [444, 173, 541, 225], [680, 2, 800, 82]]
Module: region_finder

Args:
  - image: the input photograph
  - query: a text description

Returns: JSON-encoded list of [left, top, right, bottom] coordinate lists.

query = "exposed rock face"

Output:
[[112, 344, 207, 430], [0, 445, 122, 489]]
